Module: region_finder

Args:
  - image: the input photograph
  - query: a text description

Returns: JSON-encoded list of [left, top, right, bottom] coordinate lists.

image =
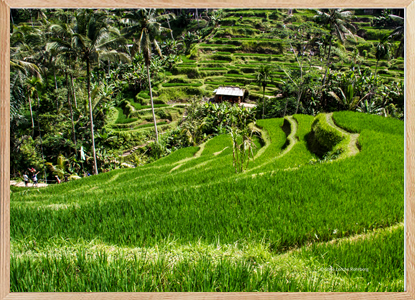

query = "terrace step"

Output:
[[326, 113, 360, 159]]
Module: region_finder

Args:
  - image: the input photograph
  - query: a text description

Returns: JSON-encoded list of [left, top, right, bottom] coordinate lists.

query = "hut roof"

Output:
[[214, 86, 244, 97]]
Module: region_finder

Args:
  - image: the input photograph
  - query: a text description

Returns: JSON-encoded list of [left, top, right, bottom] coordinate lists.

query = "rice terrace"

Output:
[[9, 7, 404, 292]]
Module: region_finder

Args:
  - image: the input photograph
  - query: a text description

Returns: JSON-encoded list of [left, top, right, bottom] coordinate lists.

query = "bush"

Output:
[[308, 114, 344, 157]]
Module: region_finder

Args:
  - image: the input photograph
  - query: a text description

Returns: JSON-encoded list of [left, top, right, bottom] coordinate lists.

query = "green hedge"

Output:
[[309, 114, 344, 156]]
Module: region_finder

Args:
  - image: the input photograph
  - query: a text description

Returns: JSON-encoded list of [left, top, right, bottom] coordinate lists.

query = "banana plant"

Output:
[[328, 84, 371, 111]]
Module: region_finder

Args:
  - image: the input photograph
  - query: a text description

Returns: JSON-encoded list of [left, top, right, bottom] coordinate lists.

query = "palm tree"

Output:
[[182, 31, 200, 54], [387, 14, 404, 58], [46, 19, 79, 145], [255, 65, 274, 119], [314, 9, 356, 87], [123, 9, 171, 142], [162, 10, 176, 40], [72, 9, 129, 174]]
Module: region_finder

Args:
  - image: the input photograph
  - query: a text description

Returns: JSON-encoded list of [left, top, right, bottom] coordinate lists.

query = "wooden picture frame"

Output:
[[1, 1, 414, 299]]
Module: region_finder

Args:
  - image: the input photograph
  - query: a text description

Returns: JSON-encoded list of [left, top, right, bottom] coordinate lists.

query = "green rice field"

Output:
[[11, 111, 404, 292]]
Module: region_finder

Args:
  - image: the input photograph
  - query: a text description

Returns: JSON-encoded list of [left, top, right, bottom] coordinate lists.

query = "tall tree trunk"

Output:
[[28, 95, 34, 131], [147, 64, 159, 142], [283, 98, 289, 117], [53, 66, 58, 90], [262, 85, 266, 119], [87, 58, 98, 175], [321, 38, 333, 88], [295, 89, 303, 114], [70, 74, 77, 109], [36, 93, 46, 182], [54, 66, 59, 112], [166, 17, 174, 40], [66, 73, 76, 147]]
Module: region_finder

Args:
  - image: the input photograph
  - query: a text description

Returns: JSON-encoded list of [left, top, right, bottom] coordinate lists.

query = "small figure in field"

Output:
[[32, 171, 39, 187], [240, 16, 243, 21], [55, 175, 61, 184], [64, 174, 69, 182], [23, 172, 29, 187]]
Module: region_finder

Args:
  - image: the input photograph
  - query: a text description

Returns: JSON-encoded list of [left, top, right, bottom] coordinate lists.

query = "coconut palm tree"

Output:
[[71, 9, 129, 174], [387, 14, 404, 58], [255, 65, 274, 119], [314, 9, 357, 87], [122, 9, 171, 142]]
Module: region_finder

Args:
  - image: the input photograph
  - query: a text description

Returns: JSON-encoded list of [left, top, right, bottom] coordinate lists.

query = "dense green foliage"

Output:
[[310, 113, 345, 154]]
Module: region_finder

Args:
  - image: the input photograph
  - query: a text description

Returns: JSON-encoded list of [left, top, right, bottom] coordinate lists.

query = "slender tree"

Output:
[[123, 9, 171, 142], [255, 64, 274, 119], [314, 9, 356, 87], [72, 9, 129, 174], [387, 14, 404, 58]]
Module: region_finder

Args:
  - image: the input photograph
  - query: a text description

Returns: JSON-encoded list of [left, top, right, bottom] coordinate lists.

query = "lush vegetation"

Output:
[[10, 8, 404, 293], [10, 8, 404, 179]]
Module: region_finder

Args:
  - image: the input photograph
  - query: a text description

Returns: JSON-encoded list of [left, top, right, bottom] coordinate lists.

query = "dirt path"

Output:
[[11, 181, 48, 188], [326, 113, 360, 157]]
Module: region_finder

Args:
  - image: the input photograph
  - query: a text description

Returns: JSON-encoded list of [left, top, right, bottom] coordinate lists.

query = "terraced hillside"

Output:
[[164, 9, 403, 98], [11, 111, 404, 292], [110, 8, 404, 152]]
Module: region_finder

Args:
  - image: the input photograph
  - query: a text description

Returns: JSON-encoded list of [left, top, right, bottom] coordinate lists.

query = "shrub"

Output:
[[308, 114, 344, 157]]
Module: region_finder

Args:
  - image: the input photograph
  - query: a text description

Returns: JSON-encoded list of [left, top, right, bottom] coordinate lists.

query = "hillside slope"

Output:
[[10, 111, 404, 292]]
